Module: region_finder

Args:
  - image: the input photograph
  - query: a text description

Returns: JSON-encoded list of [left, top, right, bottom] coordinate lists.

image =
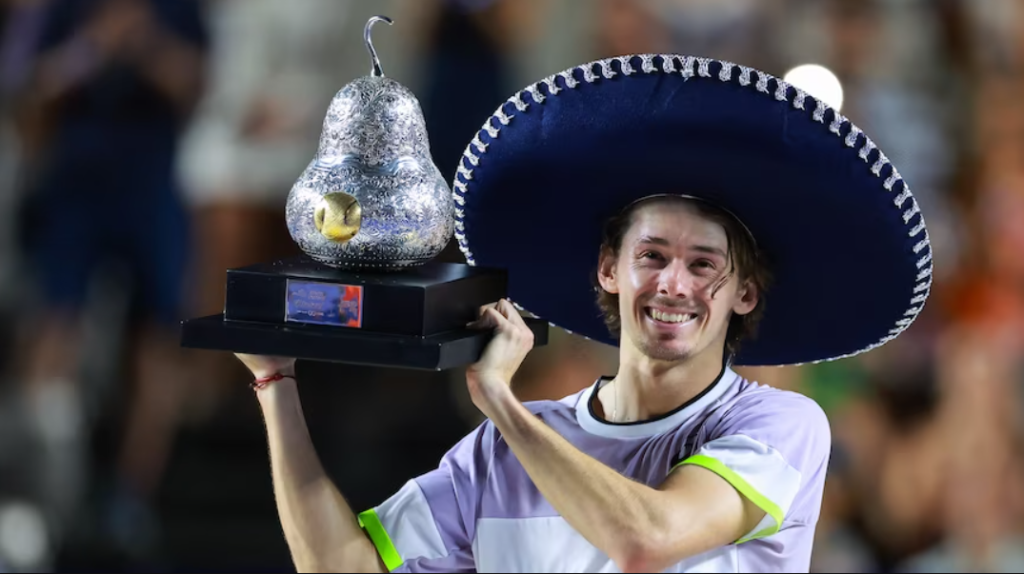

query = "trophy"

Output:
[[180, 16, 547, 370]]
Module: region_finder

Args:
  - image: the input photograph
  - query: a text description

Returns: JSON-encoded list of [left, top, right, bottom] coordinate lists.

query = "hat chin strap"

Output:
[[624, 194, 759, 248]]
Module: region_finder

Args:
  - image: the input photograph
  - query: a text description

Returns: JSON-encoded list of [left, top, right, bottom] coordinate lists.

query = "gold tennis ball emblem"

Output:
[[314, 192, 362, 243]]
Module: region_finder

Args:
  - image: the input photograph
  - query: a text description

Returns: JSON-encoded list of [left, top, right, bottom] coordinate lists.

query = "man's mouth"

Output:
[[645, 307, 698, 324]]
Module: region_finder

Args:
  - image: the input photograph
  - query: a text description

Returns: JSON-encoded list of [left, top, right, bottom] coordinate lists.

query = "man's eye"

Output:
[[692, 259, 715, 269], [640, 251, 662, 260]]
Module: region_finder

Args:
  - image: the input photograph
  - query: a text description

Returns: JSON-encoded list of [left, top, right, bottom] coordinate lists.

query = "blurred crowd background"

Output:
[[0, 0, 1022, 571]]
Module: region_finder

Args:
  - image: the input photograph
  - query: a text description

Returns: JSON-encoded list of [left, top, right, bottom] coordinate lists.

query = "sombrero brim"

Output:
[[453, 55, 933, 366]]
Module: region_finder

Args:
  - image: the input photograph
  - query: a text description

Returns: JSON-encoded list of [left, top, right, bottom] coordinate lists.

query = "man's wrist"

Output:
[[251, 364, 296, 381], [255, 375, 299, 405]]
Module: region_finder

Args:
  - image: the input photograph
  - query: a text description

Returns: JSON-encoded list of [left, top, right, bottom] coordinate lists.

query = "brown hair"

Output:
[[594, 197, 773, 358]]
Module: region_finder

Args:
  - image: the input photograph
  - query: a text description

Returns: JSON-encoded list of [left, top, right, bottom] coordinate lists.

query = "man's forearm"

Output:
[[258, 380, 383, 573], [484, 387, 686, 571]]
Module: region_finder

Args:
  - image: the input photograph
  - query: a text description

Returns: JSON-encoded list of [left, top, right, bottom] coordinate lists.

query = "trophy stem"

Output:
[[365, 15, 394, 78]]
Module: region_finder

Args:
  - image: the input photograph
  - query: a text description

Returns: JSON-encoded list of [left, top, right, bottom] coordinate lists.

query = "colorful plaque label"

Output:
[[285, 280, 363, 328]]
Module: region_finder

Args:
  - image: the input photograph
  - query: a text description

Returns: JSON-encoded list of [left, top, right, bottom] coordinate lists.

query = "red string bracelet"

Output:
[[251, 373, 294, 391]]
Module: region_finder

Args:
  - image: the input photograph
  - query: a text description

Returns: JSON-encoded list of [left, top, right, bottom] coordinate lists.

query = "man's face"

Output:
[[598, 199, 758, 362]]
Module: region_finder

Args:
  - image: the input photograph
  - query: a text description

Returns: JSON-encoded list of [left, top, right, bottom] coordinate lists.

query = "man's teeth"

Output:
[[649, 309, 696, 323]]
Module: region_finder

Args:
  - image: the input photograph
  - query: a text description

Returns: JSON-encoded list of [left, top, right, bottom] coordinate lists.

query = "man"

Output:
[[237, 54, 932, 572]]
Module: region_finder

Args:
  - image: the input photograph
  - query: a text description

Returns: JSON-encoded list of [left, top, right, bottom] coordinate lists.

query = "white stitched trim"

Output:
[[640, 55, 657, 74], [775, 80, 788, 101], [508, 93, 528, 112], [859, 139, 877, 161], [697, 57, 712, 78], [559, 70, 579, 89], [663, 54, 679, 74], [454, 54, 931, 366], [893, 188, 912, 208], [871, 152, 889, 176], [720, 61, 735, 82], [902, 200, 920, 224], [455, 220, 464, 232], [793, 89, 807, 110], [617, 56, 636, 76], [542, 74, 561, 95], [913, 234, 929, 253], [845, 126, 861, 148], [599, 59, 617, 79], [909, 218, 927, 237], [829, 114, 845, 135], [455, 207, 464, 219], [884, 169, 902, 191], [756, 71, 769, 93], [680, 56, 695, 78], [738, 66, 752, 86], [471, 134, 488, 153], [483, 118, 499, 138], [495, 105, 513, 126], [813, 100, 828, 123], [526, 83, 545, 104], [453, 192, 465, 206]]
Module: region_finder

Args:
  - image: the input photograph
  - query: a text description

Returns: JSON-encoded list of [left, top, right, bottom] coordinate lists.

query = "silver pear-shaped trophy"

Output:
[[180, 17, 547, 370], [286, 16, 454, 270]]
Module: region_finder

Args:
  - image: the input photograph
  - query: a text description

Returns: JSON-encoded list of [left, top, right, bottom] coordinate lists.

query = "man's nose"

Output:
[[657, 261, 694, 298]]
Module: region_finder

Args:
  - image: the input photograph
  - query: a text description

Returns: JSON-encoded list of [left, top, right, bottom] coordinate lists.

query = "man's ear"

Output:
[[597, 247, 619, 294], [733, 279, 759, 316]]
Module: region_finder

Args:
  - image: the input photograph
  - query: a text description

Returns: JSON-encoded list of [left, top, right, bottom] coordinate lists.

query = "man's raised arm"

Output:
[[239, 355, 385, 573]]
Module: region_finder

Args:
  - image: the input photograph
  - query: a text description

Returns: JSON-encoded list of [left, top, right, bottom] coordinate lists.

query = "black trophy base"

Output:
[[181, 314, 549, 371], [180, 256, 549, 370]]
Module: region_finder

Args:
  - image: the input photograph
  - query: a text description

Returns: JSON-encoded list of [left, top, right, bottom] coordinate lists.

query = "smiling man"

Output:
[[236, 54, 932, 573]]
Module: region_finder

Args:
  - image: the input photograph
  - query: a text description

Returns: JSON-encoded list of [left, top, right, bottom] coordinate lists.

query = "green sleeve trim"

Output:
[[358, 509, 403, 572], [675, 454, 784, 543]]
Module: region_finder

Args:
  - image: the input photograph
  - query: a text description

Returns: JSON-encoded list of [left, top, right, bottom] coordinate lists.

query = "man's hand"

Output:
[[466, 299, 535, 416], [235, 354, 297, 380]]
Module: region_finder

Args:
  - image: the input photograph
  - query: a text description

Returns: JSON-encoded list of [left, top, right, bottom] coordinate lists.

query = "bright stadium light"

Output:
[[783, 64, 844, 112]]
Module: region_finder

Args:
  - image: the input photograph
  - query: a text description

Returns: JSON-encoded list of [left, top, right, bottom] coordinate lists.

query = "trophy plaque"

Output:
[[180, 16, 547, 370]]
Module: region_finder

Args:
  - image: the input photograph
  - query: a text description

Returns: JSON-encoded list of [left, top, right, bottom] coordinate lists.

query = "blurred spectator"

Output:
[[8, 0, 206, 559], [177, 0, 355, 415]]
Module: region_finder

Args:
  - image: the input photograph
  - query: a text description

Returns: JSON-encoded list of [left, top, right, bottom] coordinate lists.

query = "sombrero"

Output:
[[452, 55, 933, 366]]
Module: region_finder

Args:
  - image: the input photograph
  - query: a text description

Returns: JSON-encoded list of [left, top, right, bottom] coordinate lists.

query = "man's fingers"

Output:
[[468, 306, 503, 329], [497, 299, 529, 329]]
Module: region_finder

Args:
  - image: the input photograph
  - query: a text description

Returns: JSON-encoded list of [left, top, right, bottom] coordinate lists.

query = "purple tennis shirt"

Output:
[[359, 367, 831, 572]]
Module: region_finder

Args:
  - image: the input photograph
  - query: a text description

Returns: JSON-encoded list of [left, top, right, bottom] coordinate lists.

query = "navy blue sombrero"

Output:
[[452, 55, 933, 366]]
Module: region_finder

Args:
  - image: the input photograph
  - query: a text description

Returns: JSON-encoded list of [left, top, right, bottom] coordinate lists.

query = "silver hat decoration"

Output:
[[285, 15, 455, 270]]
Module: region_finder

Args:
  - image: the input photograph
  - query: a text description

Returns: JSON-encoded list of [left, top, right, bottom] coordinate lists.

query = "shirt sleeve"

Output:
[[674, 390, 831, 543], [358, 422, 493, 573]]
